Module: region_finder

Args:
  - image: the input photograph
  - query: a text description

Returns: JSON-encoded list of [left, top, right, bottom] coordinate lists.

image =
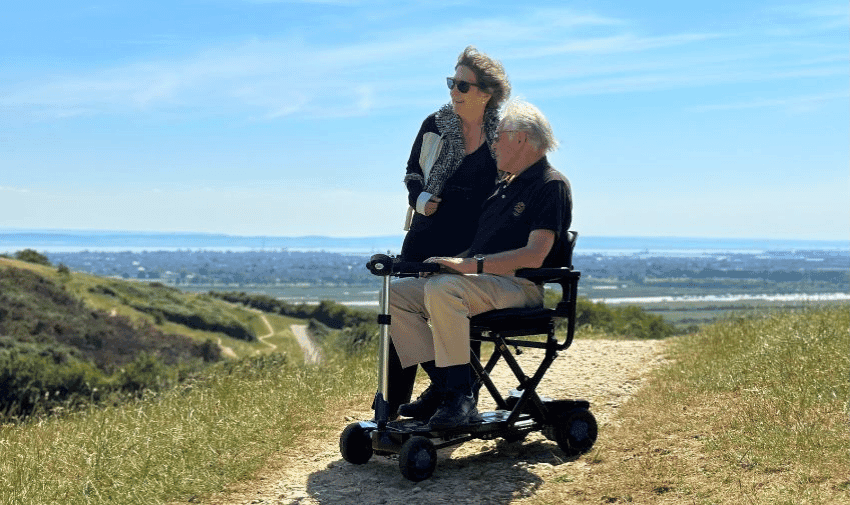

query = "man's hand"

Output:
[[424, 256, 473, 275], [419, 229, 555, 277]]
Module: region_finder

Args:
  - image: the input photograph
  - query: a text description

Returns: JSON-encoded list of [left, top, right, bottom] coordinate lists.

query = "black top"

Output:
[[467, 157, 573, 269], [400, 113, 498, 262]]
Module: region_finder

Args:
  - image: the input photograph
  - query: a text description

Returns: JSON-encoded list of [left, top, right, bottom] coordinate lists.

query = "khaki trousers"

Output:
[[389, 274, 544, 368]]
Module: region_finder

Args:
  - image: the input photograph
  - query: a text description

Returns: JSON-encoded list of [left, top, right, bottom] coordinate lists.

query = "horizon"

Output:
[[1, 227, 849, 244], [2, 1, 848, 241]]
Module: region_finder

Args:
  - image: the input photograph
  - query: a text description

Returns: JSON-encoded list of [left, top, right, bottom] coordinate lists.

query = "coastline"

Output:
[[279, 291, 850, 308], [1, 231, 847, 255], [589, 292, 850, 305]]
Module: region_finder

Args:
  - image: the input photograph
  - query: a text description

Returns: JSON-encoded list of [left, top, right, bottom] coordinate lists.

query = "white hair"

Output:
[[500, 98, 559, 153]]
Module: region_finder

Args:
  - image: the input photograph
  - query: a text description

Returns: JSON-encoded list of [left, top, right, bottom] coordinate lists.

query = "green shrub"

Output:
[[540, 291, 676, 339], [307, 319, 332, 340], [14, 249, 52, 266], [212, 291, 374, 329], [337, 321, 380, 353], [118, 352, 173, 394], [574, 298, 676, 339], [130, 302, 256, 341], [0, 349, 109, 418], [197, 338, 221, 362]]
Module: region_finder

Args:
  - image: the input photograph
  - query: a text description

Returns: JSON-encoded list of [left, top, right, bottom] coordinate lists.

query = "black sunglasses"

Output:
[[446, 77, 483, 93]]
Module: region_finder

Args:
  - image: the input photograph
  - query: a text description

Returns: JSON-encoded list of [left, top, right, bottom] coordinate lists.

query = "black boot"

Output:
[[428, 364, 479, 430], [386, 340, 418, 420], [372, 340, 418, 421], [397, 361, 443, 421]]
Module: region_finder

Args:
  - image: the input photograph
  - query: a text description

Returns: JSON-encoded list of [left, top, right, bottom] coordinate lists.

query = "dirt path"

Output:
[[216, 338, 238, 359], [203, 338, 670, 505], [291, 324, 322, 364], [256, 313, 277, 353], [217, 312, 276, 358]]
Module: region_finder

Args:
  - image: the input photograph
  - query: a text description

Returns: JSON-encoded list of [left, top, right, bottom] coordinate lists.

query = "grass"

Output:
[[0, 347, 374, 505], [525, 305, 850, 504], [641, 298, 849, 328], [1, 262, 846, 505]]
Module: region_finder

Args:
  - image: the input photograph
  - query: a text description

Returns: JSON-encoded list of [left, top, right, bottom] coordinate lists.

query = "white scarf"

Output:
[[407, 104, 500, 197]]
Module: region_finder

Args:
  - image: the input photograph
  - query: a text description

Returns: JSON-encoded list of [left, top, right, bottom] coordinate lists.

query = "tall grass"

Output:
[[0, 350, 374, 505], [529, 305, 850, 504], [681, 308, 848, 475]]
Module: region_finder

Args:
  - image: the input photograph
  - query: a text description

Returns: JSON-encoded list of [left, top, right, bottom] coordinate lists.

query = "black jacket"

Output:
[[400, 113, 498, 262]]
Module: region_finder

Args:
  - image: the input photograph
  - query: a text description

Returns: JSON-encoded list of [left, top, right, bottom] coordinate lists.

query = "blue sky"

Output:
[[1, 0, 847, 240]]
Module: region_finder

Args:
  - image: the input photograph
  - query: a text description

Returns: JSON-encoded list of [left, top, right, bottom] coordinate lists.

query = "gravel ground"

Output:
[[195, 338, 670, 505]]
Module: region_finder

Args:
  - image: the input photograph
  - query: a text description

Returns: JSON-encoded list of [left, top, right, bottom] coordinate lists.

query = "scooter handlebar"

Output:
[[366, 254, 441, 277]]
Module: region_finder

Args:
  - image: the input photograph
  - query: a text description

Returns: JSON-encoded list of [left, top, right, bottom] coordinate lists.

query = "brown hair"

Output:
[[455, 46, 511, 109]]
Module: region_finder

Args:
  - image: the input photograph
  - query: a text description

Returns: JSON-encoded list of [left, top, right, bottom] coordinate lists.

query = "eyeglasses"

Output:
[[494, 129, 522, 143], [446, 77, 483, 94]]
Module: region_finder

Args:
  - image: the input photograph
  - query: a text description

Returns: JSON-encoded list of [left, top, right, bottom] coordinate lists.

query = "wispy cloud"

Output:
[[1, 4, 845, 120], [764, 2, 849, 33], [503, 32, 724, 60], [242, 0, 362, 4], [0, 186, 30, 193], [688, 91, 848, 113]]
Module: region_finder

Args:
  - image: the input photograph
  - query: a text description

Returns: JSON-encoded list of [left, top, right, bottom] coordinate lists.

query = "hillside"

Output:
[[0, 265, 218, 369], [0, 256, 275, 418]]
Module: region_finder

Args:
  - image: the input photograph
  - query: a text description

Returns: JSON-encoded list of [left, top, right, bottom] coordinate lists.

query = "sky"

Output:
[[1, 0, 847, 240]]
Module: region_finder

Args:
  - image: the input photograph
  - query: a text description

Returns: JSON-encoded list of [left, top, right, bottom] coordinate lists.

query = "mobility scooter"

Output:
[[339, 232, 596, 481]]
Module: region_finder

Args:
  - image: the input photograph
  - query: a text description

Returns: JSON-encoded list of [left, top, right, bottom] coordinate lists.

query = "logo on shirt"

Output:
[[513, 202, 526, 217]]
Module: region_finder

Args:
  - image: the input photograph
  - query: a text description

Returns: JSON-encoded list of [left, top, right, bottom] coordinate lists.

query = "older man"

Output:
[[389, 99, 573, 429]]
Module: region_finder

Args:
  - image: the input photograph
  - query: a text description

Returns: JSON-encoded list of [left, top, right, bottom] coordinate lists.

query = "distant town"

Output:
[[41, 248, 848, 297]]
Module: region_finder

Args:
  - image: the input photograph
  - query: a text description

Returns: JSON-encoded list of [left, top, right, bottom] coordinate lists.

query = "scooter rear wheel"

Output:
[[552, 408, 597, 457]]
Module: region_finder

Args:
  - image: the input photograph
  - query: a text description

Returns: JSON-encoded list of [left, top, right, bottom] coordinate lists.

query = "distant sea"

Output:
[[0, 230, 846, 255]]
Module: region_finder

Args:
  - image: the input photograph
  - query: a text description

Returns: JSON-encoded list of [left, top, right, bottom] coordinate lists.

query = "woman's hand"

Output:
[[422, 196, 442, 216]]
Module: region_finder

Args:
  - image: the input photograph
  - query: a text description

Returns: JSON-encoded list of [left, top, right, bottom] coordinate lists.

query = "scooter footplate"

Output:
[[388, 410, 537, 435]]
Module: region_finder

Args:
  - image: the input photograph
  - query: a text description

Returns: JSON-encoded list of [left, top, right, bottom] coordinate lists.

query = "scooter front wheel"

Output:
[[398, 436, 437, 481], [340, 422, 374, 465]]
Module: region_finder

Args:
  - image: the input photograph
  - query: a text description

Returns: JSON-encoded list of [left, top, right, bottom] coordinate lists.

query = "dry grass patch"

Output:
[[521, 306, 849, 504]]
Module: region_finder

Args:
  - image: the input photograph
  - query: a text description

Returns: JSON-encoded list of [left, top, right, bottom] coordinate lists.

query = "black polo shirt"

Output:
[[467, 157, 572, 268]]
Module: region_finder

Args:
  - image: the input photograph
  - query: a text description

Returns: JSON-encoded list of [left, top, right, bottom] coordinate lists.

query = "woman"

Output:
[[400, 46, 511, 262], [380, 46, 510, 419]]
